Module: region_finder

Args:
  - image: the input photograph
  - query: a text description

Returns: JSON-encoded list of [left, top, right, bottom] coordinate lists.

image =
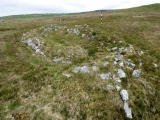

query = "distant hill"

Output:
[[121, 3, 160, 12]]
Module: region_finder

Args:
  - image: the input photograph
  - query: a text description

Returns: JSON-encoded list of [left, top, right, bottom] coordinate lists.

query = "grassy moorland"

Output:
[[0, 3, 160, 120]]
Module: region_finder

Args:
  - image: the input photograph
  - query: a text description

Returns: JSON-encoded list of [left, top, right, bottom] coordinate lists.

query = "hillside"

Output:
[[0, 4, 160, 120], [120, 3, 160, 12]]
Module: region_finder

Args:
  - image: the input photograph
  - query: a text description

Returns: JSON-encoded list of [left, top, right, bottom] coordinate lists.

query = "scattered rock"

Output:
[[129, 63, 135, 68], [82, 34, 86, 38], [119, 61, 124, 67], [153, 63, 158, 68], [124, 101, 132, 119], [115, 54, 123, 62], [62, 73, 71, 78], [139, 51, 144, 56], [116, 85, 121, 91], [73, 66, 81, 73], [103, 61, 109, 67], [120, 89, 129, 101], [92, 66, 98, 72], [132, 69, 141, 78], [118, 69, 126, 78], [115, 78, 121, 83], [114, 61, 118, 65], [45, 27, 52, 31], [119, 47, 125, 51], [107, 84, 114, 90], [53, 57, 64, 63], [112, 47, 118, 51], [106, 48, 111, 52], [100, 72, 111, 80], [80, 66, 90, 73], [62, 61, 72, 64]]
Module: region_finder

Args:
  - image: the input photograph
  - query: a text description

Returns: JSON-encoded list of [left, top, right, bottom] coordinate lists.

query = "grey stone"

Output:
[[118, 69, 126, 78], [73, 66, 81, 73], [115, 78, 121, 83], [92, 66, 98, 72], [115, 54, 123, 62], [129, 63, 135, 68], [112, 47, 118, 51], [119, 61, 124, 67], [120, 89, 129, 101], [53, 57, 64, 63], [103, 62, 109, 67], [132, 69, 141, 78], [100, 72, 111, 80], [107, 84, 114, 90], [114, 61, 118, 65], [119, 47, 125, 51], [62, 73, 71, 78], [124, 101, 132, 119], [73, 28, 80, 35], [80, 66, 90, 73], [45, 27, 52, 31], [153, 63, 158, 68], [116, 85, 121, 91], [139, 51, 144, 56], [62, 61, 72, 64], [82, 34, 86, 38]]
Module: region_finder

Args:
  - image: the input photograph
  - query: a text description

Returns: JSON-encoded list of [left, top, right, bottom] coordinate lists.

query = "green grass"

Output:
[[0, 3, 160, 120], [120, 3, 160, 12]]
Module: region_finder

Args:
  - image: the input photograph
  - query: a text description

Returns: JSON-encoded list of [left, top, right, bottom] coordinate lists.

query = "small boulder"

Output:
[[62, 73, 71, 78], [73, 66, 81, 73], [118, 69, 126, 78], [82, 34, 86, 38], [100, 72, 111, 80], [92, 66, 98, 72], [132, 69, 141, 78], [53, 57, 64, 63], [112, 47, 118, 51], [103, 62, 109, 67], [124, 101, 132, 119], [120, 90, 129, 101], [80, 66, 90, 73], [115, 54, 123, 62], [116, 85, 121, 91]]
